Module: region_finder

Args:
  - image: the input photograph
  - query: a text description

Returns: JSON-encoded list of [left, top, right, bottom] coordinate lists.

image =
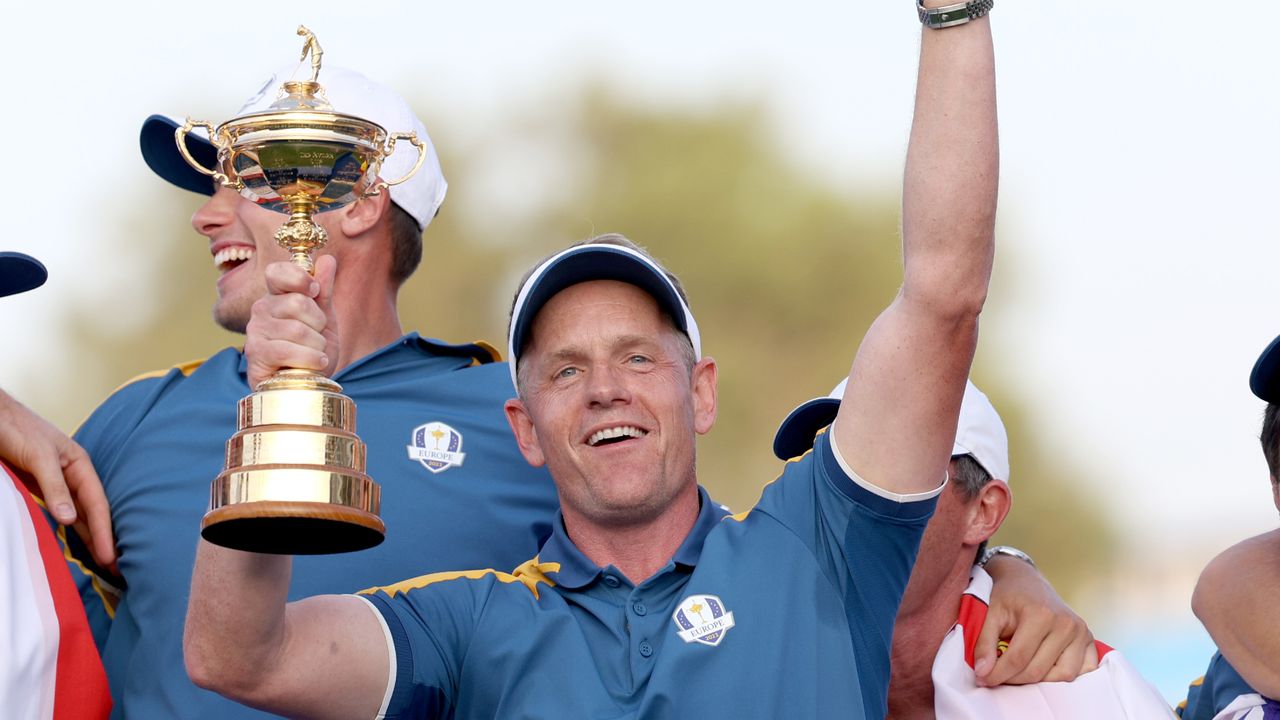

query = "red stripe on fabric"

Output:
[[7, 467, 112, 719], [957, 593, 990, 670], [1095, 640, 1114, 662]]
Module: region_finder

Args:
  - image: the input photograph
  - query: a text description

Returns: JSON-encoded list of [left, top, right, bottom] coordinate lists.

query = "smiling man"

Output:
[[183, 5, 1002, 717], [42, 65, 562, 718]]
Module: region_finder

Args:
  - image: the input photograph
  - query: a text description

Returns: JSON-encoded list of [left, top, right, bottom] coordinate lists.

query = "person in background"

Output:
[[49, 63, 561, 718], [1177, 334, 1280, 720], [0, 251, 111, 719], [774, 378, 1174, 718]]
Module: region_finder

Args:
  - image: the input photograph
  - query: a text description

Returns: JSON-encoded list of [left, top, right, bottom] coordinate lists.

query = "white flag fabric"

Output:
[[0, 463, 111, 719], [931, 566, 1175, 719]]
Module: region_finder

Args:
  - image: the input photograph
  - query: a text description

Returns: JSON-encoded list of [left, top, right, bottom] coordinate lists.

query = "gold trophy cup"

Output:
[[176, 26, 426, 554]]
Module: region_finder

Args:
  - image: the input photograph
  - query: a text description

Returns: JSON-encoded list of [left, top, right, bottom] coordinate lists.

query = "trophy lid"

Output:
[[268, 80, 334, 112]]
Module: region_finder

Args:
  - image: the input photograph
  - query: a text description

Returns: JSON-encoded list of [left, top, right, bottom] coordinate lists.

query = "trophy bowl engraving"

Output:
[[221, 110, 388, 214]]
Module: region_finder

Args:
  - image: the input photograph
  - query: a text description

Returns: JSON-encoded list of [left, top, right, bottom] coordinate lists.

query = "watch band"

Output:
[[980, 545, 1036, 570], [917, 0, 994, 29]]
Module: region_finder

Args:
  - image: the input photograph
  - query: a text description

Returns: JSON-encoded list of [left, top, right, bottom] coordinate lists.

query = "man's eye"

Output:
[[555, 367, 579, 379], [628, 355, 650, 365]]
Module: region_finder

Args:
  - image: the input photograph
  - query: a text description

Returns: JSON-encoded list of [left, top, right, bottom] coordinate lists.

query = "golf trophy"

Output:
[[176, 26, 425, 554]]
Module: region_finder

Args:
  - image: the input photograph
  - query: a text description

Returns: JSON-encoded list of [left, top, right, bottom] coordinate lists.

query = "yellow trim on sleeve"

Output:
[[55, 523, 121, 619], [359, 557, 560, 600], [472, 340, 503, 364], [71, 355, 215, 434]]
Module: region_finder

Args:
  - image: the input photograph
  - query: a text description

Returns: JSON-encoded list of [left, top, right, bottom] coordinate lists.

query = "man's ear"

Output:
[[691, 356, 718, 435], [963, 479, 1011, 546], [337, 188, 391, 239], [505, 397, 546, 468]]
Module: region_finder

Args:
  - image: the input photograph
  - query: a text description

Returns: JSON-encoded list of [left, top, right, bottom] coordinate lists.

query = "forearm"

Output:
[[833, 11, 999, 494], [185, 540, 390, 718], [903, 11, 998, 311], [185, 539, 292, 700], [1192, 530, 1280, 697]]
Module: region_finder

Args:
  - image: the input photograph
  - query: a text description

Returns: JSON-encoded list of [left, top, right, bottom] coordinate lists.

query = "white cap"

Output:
[[772, 378, 1010, 485], [140, 64, 446, 231]]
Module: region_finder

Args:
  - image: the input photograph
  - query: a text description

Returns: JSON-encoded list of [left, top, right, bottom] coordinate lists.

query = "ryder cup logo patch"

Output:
[[406, 422, 466, 474], [672, 594, 735, 647]]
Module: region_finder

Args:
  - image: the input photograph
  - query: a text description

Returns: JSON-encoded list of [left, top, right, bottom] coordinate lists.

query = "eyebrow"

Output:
[[538, 334, 664, 365]]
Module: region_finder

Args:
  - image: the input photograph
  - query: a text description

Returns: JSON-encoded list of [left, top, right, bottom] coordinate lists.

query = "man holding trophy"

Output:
[[183, 5, 1012, 717], [56, 35, 563, 718]]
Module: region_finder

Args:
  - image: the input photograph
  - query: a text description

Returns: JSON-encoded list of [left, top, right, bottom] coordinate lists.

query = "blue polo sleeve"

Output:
[[59, 376, 169, 648], [757, 427, 940, 719], [1179, 652, 1272, 719], [359, 576, 490, 720]]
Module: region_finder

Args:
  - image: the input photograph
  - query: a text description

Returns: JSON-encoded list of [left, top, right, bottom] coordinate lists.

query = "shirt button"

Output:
[[639, 641, 653, 657], [602, 575, 620, 588], [632, 602, 647, 616]]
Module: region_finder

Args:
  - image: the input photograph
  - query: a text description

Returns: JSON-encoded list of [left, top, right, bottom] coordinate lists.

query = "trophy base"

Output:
[[201, 501, 385, 555]]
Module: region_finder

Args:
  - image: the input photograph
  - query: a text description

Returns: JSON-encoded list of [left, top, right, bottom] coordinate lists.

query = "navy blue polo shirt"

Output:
[[1180, 652, 1279, 719], [361, 428, 939, 719], [65, 333, 560, 719]]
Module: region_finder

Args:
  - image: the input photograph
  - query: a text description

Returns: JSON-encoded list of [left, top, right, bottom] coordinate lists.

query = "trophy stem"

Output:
[[274, 198, 327, 274]]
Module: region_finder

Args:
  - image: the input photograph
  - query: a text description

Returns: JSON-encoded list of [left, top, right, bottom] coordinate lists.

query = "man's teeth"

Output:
[[213, 247, 254, 270], [589, 426, 647, 446]]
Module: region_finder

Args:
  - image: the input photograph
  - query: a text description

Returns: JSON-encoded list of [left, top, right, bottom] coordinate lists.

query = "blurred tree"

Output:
[[38, 84, 1111, 598]]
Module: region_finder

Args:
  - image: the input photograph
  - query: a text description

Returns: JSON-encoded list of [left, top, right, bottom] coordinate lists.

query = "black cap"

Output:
[[140, 114, 218, 196], [1249, 334, 1280, 403], [0, 252, 47, 298]]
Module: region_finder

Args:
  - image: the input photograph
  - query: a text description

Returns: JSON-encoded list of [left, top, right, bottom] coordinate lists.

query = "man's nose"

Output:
[[191, 187, 239, 237], [585, 364, 632, 407]]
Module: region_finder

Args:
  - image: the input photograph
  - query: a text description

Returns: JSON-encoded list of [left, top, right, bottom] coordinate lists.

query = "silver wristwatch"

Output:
[[917, 0, 995, 29], [979, 545, 1036, 570]]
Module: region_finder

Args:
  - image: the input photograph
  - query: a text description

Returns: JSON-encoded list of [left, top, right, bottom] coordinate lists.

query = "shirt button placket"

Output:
[[638, 640, 653, 658]]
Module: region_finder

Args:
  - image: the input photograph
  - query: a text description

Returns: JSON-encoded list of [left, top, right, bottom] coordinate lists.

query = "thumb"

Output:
[[313, 254, 340, 377], [313, 254, 338, 325]]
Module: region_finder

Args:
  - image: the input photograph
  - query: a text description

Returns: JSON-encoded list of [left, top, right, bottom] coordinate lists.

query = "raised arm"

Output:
[[184, 537, 390, 717], [1192, 529, 1280, 698], [184, 253, 388, 717], [834, 10, 999, 494]]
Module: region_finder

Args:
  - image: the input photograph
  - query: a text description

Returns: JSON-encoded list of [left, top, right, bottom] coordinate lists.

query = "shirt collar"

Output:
[[236, 332, 500, 379], [540, 485, 728, 590]]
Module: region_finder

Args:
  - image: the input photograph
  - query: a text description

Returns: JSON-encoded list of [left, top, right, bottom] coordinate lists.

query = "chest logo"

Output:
[[406, 422, 467, 474], [672, 594, 736, 647]]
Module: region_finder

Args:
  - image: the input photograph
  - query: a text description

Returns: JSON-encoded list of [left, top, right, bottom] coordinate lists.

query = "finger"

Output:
[[1042, 636, 1087, 683], [1004, 619, 1073, 684], [62, 451, 116, 567], [979, 609, 1052, 686], [257, 293, 329, 334], [263, 260, 320, 297], [972, 607, 1007, 682], [26, 451, 77, 525], [1081, 641, 1099, 673], [254, 301, 330, 345], [248, 340, 329, 389]]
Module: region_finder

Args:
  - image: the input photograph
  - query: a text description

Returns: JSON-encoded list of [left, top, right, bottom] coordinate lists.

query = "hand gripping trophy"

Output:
[[175, 27, 425, 554]]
